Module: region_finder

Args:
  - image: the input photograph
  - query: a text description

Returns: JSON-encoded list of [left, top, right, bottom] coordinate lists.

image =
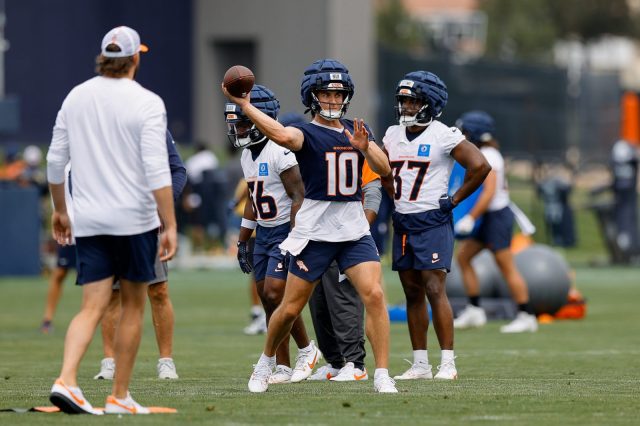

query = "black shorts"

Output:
[[472, 207, 514, 252], [56, 244, 77, 269], [75, 229, 158, 285]]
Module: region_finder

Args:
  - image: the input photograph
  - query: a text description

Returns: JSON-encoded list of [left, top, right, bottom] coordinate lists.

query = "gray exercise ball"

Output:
[[494, 244, 571, 315]]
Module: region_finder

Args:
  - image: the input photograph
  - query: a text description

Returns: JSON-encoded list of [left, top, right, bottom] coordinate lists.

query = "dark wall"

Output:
[[378, 46, 620, 161], [3, 0, 192, 144]]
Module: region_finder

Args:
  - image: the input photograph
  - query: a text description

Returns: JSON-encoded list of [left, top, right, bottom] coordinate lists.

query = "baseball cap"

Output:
[[101, 26, 149, 58]]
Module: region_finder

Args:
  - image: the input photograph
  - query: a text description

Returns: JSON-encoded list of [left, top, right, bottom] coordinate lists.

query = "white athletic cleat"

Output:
[[157, 358, 179, 379], [374, 375, 398, 393], [434, 358, 458, 380], [500, 312, 538, 333], [268, 365, 293, 384], [104, 392, 150, 415], [308, 364, 340, 381], [290, 341, 321, 383], [243, 314, 267, 335], [393, 359, 433, 380], [330, 362, 368, 381], [49, 378, 103, 415], [248, 359, 275, 393], [454, 305, 487, 329], [93, 357, 115, 380]]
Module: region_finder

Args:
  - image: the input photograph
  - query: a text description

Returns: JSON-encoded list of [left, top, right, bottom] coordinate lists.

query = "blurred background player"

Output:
[[381, 71, 490, 381], [40, 165, 75, 334], [223, 59, 397, 393], [227, 84, 314, 385], [308, 160, 381, 382], [94, 129, 186, 380], [184, 142, 219, 252], [454, 111, 538, 333]]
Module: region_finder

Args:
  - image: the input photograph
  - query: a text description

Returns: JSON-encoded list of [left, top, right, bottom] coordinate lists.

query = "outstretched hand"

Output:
[[221, 83, 251, 106], [344, 118, 370, 152]]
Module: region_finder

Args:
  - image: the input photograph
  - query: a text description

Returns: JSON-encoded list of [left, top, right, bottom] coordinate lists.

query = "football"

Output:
[[223, 65, 255, 98]]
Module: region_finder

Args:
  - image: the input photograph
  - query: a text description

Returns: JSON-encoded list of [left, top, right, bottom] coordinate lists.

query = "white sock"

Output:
[[413, 350, 428, 365], [300, 341, 314, 353], [259, 353, 276, 366], [441, 350, 455, 364], [158, 357, 173, 362], [374, 368, 389, 379], [251, 305, 264, 317]]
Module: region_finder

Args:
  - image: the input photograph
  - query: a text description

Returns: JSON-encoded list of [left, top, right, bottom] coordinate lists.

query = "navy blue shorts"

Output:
[[56, 244, 77, 269], [289, 234, 380, 283], [472, 206, 513, 252], [392, 223, 454, 272], [253, 223, 290, 282], [75, 229, 158, 285]]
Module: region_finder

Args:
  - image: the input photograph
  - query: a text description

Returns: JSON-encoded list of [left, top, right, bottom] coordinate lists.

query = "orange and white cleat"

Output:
[[290, 341, 322, 383], [330, 362, 369, 381], [49, 378, 103, 415], [104, 392, 150, 415]]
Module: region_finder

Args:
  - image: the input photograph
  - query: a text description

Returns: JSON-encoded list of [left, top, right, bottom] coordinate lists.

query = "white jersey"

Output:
[[279, 200, 370, 256], [383, 121, 464, 214], [481, 146, 510, 211], [241, 140, 298, 227], [47, 76, 170, 237]]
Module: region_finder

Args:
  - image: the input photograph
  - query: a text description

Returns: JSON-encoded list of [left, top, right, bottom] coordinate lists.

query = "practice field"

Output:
[[1, 266, 639, 425]]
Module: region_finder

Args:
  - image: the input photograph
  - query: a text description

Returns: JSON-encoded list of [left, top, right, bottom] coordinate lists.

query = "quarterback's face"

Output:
[[399, 97, 424, 115], [316, 90, 345, 109]]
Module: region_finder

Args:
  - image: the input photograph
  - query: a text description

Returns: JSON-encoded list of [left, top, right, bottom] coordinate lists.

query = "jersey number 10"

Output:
[[325, 151, 359, 196]]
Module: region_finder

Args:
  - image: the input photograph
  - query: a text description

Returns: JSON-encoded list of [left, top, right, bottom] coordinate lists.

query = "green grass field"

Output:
[[1, 266, 639, 425]]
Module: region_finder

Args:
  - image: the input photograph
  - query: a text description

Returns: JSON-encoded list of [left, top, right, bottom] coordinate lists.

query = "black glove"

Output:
[[237, 241, 253, 274], [438, 193, 457, 213]]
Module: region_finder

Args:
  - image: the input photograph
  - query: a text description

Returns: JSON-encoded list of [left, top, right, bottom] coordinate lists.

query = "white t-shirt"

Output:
[[47, 76, 171, 237], [480, 146, 510, 211], [383, 120, 464, 214], [241, 141, 298, 228]]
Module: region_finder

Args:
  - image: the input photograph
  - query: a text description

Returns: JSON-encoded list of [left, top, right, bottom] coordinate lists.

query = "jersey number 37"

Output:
[[390, 160, 430, 201]]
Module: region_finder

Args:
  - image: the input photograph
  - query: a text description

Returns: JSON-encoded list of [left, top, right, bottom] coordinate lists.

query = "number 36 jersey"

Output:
[[241, 140, 298, 228], [383, 120, 465, 214]]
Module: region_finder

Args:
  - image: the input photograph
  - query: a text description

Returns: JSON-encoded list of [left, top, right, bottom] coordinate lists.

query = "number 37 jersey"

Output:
[[240, 140, 298, 228], [383, 121, 465, 214]]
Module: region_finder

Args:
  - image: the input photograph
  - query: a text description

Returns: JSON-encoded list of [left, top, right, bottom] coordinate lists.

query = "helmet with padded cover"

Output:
[[395, 70, 448, 126], [225, 84, 280, 148], [300, 58, 354, 120]]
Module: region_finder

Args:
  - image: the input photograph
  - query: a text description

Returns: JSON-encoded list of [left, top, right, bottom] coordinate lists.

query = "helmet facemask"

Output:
[[311, 87, 351, 120], [226, 117, 266, 148], [224, 84, 280, 149], [395, 91, 431, 127]]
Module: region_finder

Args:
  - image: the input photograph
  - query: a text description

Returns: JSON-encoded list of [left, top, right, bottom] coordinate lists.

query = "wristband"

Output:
[[241, 218, 257, 230]]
